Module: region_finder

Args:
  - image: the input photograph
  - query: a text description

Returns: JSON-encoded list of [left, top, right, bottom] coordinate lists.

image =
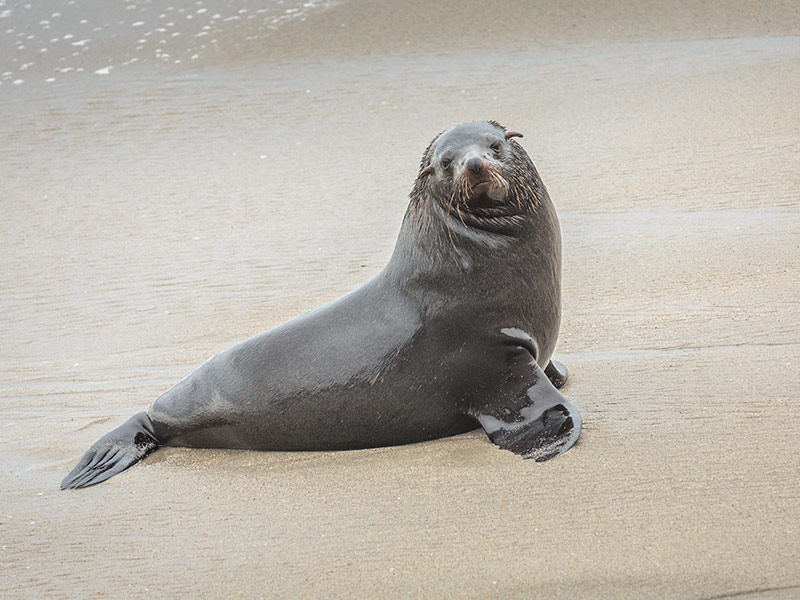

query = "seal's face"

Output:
[[416, 121, 537, 223]]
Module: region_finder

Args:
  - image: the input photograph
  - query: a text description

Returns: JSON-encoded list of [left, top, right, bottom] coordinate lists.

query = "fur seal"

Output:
[[61, 120, 581, 489]]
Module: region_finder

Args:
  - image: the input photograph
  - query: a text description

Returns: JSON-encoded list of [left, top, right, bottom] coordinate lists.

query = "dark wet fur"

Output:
[[60, 121, 579, 489]]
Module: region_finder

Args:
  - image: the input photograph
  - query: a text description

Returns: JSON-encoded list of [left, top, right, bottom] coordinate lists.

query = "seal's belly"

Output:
[[151, 361, 479, 451], [147, 302, 483, 450]]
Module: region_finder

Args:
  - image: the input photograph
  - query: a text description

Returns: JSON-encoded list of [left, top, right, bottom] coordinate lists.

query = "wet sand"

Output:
[[2, 1, 799, 598]]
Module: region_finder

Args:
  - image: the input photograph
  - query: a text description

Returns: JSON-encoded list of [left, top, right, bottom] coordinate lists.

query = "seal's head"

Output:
[[412, 121, 544, 232]]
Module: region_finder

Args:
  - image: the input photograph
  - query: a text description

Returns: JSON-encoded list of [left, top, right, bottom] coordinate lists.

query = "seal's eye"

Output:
[[440, 158, 452, 170], [490, 141, 502, 153]]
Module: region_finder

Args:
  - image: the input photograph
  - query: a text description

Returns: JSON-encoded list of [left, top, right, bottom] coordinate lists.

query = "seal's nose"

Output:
[[465, 156, 483, 175]]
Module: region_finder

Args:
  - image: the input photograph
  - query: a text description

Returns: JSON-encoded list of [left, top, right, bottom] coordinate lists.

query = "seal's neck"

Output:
[[380, 190, 561, 329], [436, 202, 530, 236], [402, 199, 515, 256], [385, 196, 540, 286]]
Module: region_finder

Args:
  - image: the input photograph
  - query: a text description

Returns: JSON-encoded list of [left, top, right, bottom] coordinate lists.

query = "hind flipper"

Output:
[[61, 411, 161, 489]]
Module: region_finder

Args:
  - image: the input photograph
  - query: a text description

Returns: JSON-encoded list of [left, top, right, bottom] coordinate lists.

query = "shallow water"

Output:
[[0, 0, 339, 85]]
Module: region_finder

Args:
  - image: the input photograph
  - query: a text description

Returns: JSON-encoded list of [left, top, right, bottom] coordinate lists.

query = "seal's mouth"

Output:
[[470, 181, 493, 196], [465, 174, 509, 207]]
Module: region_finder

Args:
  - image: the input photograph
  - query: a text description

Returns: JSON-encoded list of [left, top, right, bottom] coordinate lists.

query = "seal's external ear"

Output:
[[505, 131, 523, 140], [419, 165, 434, 178]]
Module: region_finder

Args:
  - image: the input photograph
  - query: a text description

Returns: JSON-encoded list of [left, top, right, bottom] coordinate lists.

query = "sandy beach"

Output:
[[1, 1, 799, 598]]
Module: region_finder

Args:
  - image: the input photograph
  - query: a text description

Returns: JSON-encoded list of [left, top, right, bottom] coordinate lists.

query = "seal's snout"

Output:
[[460, 151, 499, 199], [466, 155, 483, 175]]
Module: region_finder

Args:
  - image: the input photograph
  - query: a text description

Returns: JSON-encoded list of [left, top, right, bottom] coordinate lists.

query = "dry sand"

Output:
[[1, 1, 799, 598]]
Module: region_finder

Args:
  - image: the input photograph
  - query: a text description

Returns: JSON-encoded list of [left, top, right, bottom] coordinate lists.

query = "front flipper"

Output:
[[470, 352, 581, 461]]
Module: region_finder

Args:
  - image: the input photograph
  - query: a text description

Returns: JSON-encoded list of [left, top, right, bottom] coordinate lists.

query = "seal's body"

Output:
[[62, 121, 581, 489]]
